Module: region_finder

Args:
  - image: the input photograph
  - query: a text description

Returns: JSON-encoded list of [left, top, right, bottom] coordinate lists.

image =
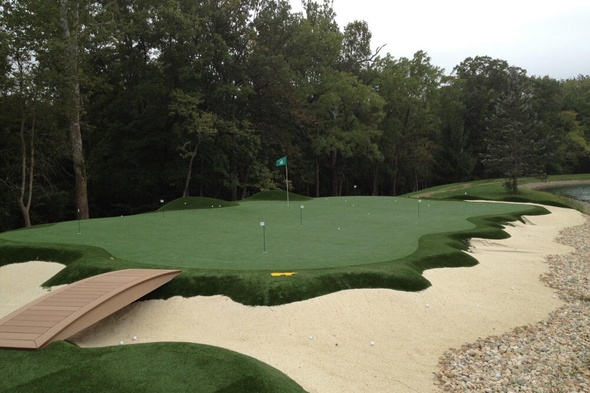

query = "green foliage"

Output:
[[481, 67, 550, 192], [2, 0, 590, 231], [0, 341, 305, 393], [435, 80, 476, 183]]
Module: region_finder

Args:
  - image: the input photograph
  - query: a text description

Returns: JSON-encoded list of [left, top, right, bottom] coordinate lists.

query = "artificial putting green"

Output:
[[0, 182, 576, 393], [0, 196, 539, 270], [0, 193, 548, 306]]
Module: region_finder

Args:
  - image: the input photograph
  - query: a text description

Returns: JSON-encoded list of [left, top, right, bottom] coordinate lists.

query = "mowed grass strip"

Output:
[[0, 197, 540, 271]]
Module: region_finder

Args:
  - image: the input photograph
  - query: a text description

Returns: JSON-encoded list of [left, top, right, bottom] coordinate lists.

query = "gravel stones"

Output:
[[435, 217, 590, 392]]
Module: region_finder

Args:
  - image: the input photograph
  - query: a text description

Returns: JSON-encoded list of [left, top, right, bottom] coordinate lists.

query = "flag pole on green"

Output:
[[275, 156, 289, 206]]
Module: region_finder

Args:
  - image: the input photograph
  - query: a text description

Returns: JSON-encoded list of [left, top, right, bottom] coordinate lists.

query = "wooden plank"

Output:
[[2, 320, 58, 328], [0, 325, 48, 334], [0, 269, 181, 349]]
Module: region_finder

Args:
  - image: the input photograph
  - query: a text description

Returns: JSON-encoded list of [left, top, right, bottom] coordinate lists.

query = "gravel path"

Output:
[[435, 216, 590, 392]]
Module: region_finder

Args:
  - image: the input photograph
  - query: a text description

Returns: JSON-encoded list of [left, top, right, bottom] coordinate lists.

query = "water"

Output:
[[545, 184, 590, 202]]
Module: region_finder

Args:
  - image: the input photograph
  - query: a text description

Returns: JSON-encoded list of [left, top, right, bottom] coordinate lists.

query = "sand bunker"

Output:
[[0, 205, 584, 393]]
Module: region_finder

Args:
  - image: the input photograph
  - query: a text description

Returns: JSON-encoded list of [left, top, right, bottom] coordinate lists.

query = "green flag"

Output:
[[275, 156, 287, 167]]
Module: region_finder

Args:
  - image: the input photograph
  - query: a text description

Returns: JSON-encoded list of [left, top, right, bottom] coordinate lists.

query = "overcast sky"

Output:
[[289, 0, 590, 80]]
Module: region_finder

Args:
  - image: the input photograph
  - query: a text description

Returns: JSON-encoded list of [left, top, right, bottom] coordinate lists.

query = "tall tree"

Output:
[[169, 90, 218, 197], [312, 69, 384, 195], [435, 78, 475, 183], [58, 0, 89, 219], [562, 76, 590, 139], [481, 67, 549, 193], [375, 51, 443, 195], [86, 0, 178, 214], [453, 56, 513, 177], [340, 20, 375, 75], [0, 0, 67, 227], [1, 1, 39, 227]]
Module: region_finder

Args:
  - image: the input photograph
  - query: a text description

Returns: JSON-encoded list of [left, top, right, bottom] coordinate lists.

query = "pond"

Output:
[[544, 184, 590, 202]]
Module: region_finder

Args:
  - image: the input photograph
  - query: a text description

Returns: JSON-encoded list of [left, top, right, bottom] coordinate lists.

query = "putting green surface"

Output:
[[0, 197, 538, 271]]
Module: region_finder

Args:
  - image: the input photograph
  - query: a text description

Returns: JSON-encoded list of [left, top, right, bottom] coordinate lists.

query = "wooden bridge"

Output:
[[0, 269, 181, 350]]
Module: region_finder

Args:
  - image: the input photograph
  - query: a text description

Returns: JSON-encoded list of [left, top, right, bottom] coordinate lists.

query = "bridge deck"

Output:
[[0, 268, 181, 350]]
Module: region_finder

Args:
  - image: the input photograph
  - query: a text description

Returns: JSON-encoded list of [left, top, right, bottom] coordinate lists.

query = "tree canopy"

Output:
[[1, 0, 589, 230]]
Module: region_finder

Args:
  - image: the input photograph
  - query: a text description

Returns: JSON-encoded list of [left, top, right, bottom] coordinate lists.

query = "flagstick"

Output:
[[285, 163, 290, 207]]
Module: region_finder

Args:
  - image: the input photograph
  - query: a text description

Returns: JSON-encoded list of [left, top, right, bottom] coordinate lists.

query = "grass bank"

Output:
[[0, 341, 306, 393]]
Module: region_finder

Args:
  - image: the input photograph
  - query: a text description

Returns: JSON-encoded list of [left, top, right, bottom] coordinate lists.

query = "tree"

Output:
[[435, 78, 476, 183], [481, 67, 549, 193], [248, 0, 313, 194], [1, 1, 39, 227], [169, 90, 218, 197], [529, 76, 567, 174], [453, 56, 513, 177], [0, 0, 67, 227], [562, 76, 590, 140], [340, 20, 377, 75], [375, 51, 443, 195], [85, 0, 179, 214], [312, 69, 384, 195], [555, 110, 590, 173], [58, 0, 90, 219]]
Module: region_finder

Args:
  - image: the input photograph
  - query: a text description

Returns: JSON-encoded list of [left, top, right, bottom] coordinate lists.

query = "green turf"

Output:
[[0, 197, 538, 270], [0, 341, 306, 393], [0, 192, 548, 305], [0, 181, 579, 393], [408, 175, 590, 208]]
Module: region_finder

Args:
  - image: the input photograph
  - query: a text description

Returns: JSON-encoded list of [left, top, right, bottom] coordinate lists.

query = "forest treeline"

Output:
[[1, 0, 590, 231]]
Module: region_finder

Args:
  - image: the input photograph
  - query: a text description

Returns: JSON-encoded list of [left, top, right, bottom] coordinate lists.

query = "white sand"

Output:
[[0, 261, 66, 317], [0, 205, 584, 393]]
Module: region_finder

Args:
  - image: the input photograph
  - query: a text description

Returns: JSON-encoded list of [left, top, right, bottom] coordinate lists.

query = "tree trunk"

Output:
[[511, 176, 518, 193], [182, 144, 199, 197], [372, 165, 379, 196], [18, 106, 35, 227], [60, 0, 89, 219], [315, 157, 320, 197], [390, 155, 398, 196], [240, 170, 250, 200], [70, 98, 89, 219], [330, 150, 338, 196]]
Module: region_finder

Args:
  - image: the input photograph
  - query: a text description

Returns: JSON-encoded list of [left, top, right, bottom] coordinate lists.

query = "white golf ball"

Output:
[[370, 341, 375, 346], [132, 336, 137, 341], [338, 227, 340, 230], [119, 341, 124, 345]]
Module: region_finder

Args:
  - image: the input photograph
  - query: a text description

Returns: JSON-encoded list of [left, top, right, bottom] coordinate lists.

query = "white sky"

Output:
[[289, 0, 590, 79]]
